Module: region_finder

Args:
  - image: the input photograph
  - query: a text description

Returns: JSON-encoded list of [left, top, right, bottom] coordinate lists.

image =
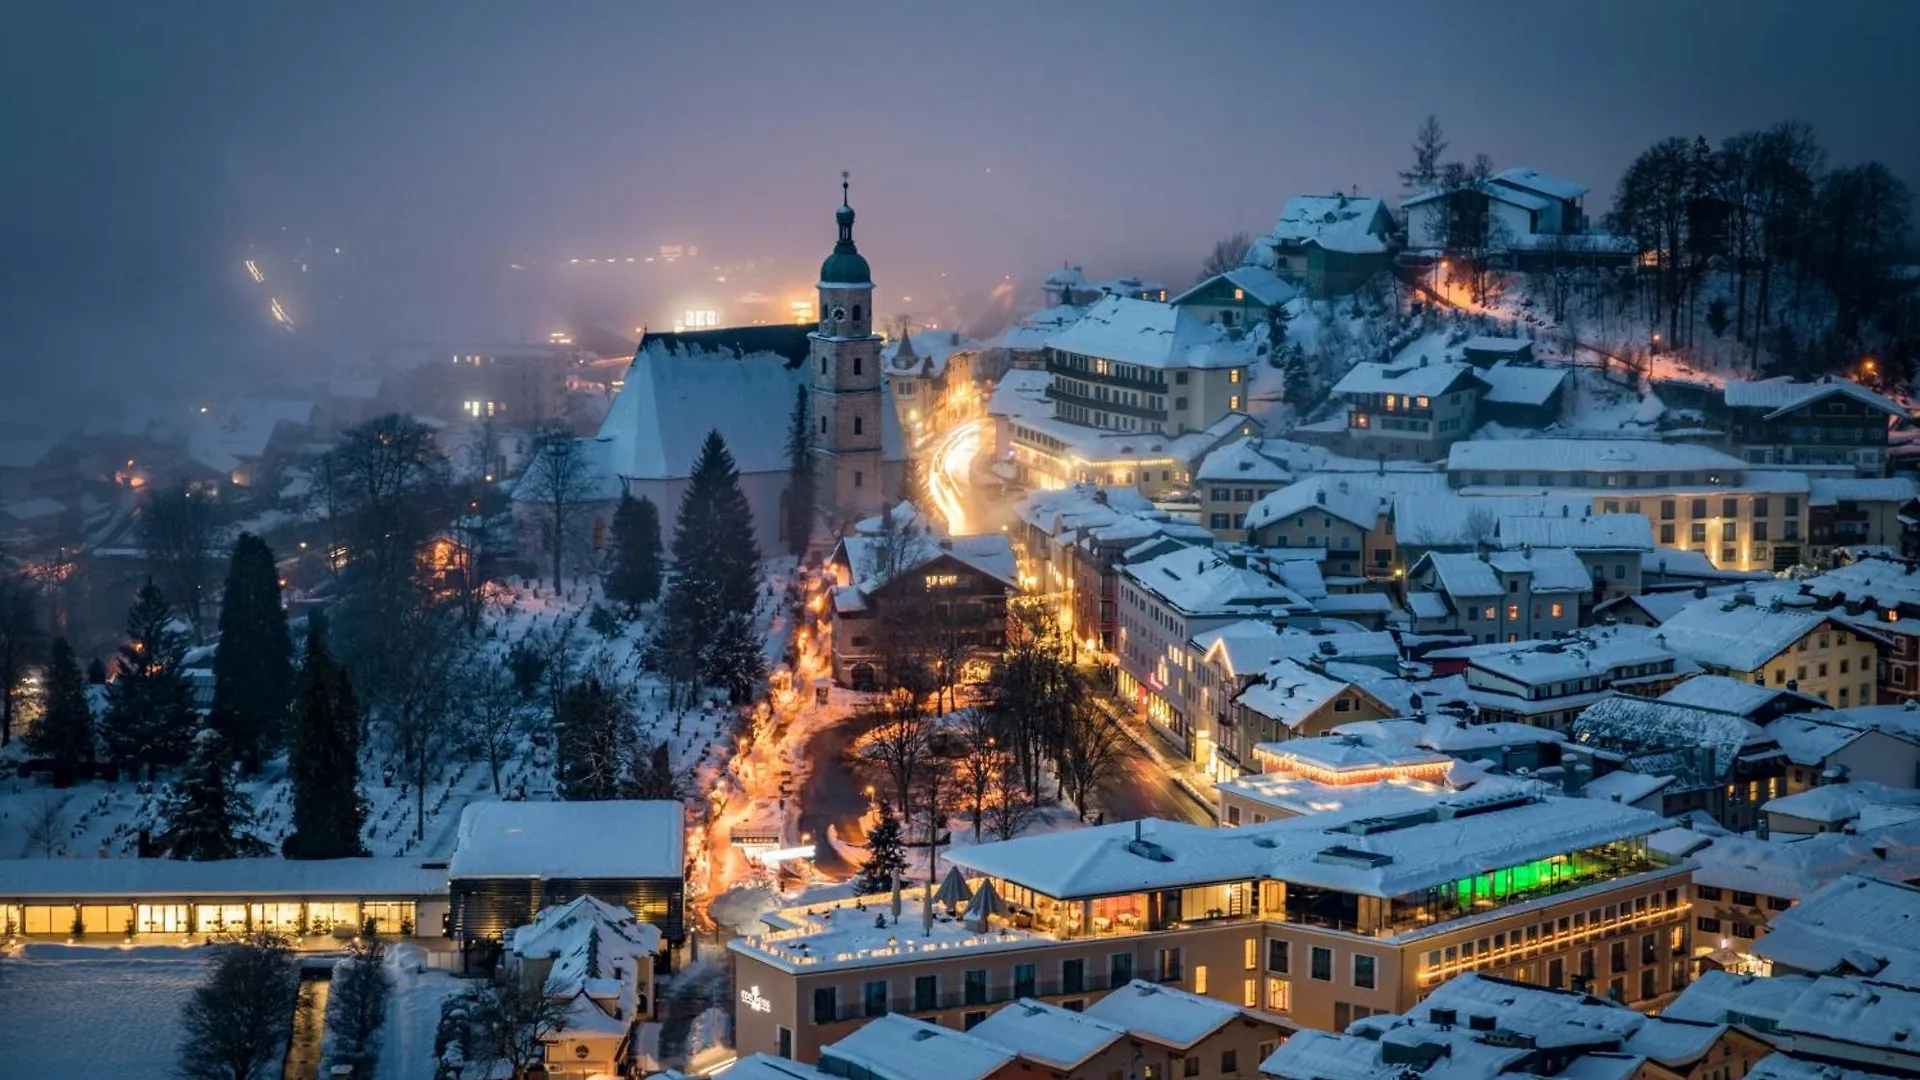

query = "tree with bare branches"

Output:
[[140, 483, 223, 640], [519, 430, 601, 591], [858, 690, 935, 829], [1057, 700, 1127, 820], [1198, 231, 1255, 282]]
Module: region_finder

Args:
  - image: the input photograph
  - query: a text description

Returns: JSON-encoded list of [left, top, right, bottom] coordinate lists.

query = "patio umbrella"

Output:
[[891, 870, 903, 922], [922, 880, 934, 936], [934, 866, 974, 914], [963, 879, 1007, 932]]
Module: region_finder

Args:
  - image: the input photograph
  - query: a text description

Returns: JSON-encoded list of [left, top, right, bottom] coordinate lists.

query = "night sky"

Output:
[[4, 1, 1916, 420]]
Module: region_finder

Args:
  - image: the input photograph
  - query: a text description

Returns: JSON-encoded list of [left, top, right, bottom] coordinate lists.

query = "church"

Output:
[[547, 183, 907, 561]]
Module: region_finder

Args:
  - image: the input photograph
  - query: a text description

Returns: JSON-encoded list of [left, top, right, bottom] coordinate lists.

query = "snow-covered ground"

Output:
[[0, 943, 213, 1078], [377, 943, 466, 1080]]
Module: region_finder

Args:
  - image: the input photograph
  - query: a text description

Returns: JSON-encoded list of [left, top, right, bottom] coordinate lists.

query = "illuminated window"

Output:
[[925, 574, 960, 589], [1551, 602, 1564, 618], [1417, 396, 1430, 407], [1230, 369, 1241, 384], [1483, 606, 1496, 620], [1229, 395, 1240, 411], [1266, 978, 1290, 1011]]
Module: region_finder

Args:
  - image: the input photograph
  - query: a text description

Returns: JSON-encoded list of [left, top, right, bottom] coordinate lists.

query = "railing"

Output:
[[1044, 383, 1167, 422], [1045, 357, 1168, 393]]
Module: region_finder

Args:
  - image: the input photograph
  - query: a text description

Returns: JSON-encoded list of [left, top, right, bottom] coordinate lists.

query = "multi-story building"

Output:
[[1333, 358, 1486, 460], [1190, 621, 1402, 781], [1403, 548, 1591, 644], [1116, 546, 1312, 758], [1215, 732, 1457, 827], [1169, 265, 1300, 330], [1654, 588, 1878, 707], [811, 183, 895, 531], [1424, 625, 1691, 733], [1569, 696, 1790, 832], [1043, 295, 1252, 437], [828, 522, 1019, 691], [1807, 476, 1917, 561], [1718, 377, 1905, 473], [1226, 658, 1399, 755], [1242, 195, 1396, 298], [1796, 554, 1920, 701], [402, 341, 570, 426], [1446, 440, 1811, 572], [725, 793, 1692, 1062], [1245, 478, 1396, 579]]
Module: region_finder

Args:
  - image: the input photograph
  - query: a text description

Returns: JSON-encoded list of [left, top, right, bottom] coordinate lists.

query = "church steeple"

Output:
[[819, 171, 872, 287]]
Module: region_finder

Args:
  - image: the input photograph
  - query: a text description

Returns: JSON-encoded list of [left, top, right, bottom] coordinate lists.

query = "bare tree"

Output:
[[858, 690, 935, 828], [953, 708, 999, 842], [25, 792, 66, 858], [315, 414, 451, 601], [519, 430, 601, 591], [176, 934, 299, 1080], [325, 937, 390, 1073], [1198, 230, 1255, 282], [463, 655, 528, 795], [140, 484, 223, 640], [985, 753, 1038, 842], [359, 599, 467, 842], [457, 977, 569, 1080], [1056, 700, 1127, 821]]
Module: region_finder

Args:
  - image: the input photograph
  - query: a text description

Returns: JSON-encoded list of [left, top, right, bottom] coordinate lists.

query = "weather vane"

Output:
[[842, 170, 850, 205]]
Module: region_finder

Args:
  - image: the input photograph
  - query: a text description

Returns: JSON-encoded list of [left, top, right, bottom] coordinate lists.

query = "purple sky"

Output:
[[3, 1, 1917, 416]]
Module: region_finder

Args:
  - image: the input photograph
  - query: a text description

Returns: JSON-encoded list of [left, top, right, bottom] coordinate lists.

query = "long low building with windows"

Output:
[[0, 856, 447, 943], [726, 792, 1692, 1063]]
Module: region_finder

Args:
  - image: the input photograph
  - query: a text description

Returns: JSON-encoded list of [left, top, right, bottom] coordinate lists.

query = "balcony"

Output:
[[1045, 356, 1169, 394], [1046, 382, 1166, 422]]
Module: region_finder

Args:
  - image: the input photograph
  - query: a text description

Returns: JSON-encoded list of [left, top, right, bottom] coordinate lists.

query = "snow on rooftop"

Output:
[[1247, 476, 1389, 532], [1722, 376, 1907, 420], [965, 999, 1124, 1068], [1492, 167, 1591, 202], [1763, 782, 1920, 825], [1746, 1053, 1894, 1080], [1120, 545, 1309, 616], [1808, 475, 1918, 506], [1256, 195, 1391, 256], [1653, 591, 1832, 672], [1391, 493, 1589, 548], [1673, 820, 1920, 901], [838, 526, 1018, 595], [597, 345, 804, 481], [1417, 547, 1592, 598], [1169, 265, 1301, 308], [1574, 696, 1764, 778], [1261, 1029, 1398, 1080], [1447, 439, 1748, 475], [1657, 674, 1814, 717], [1082, 979, 1249, 1048], [1332, 357, 1482, 399], [883, 328, 981, 376], [1235, 658, 1365, 731], [1218, 772, 1457, 820], [1193, 621, 1397, 678], [1582, 770, 1673, 807], [1479, 361, 1568, 407], [1462, 335, 1537, 355], [1753, 874, 1920, 987], [823, 1013, 1015, 1080], [1044, 294, 1251, 371], [448, 801, 684, 880], [1437, 626, 1680, 687]]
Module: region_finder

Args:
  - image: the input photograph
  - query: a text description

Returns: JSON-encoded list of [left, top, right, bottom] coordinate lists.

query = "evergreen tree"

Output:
[[1399, 113, 1449, 193], [1282, 349, 1312, 403], [900, 455, 930, 517], [284, 614, 365, 859], [208, 533, 294, 774], [26, 636, 93, 784], [86, 656, 107, 685], [620, 741, 680, 801], [102, 580, 195, 773], [555, 678, 625, 801], [857, 798, 907, 894], [604, 493, 663, 609], [704, 607, 767, 705], [157, 726, 268, 860], [653, 432, 761, 689], [784, 383, 816, 558]]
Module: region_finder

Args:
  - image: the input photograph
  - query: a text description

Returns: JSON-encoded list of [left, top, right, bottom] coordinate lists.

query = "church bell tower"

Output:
[[808, 174, 887, 532]]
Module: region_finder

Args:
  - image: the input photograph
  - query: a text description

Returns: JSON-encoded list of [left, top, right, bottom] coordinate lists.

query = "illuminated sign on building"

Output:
[[740, 986, 773, 1013]]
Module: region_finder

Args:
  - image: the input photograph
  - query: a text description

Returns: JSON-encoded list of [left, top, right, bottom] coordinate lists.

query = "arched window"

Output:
[[819, 357, 827, 374], [851, 304, 862, 322]]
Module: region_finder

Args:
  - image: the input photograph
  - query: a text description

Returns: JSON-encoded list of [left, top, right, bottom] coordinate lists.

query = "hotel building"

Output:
[[727, 793, 1692, 1064]]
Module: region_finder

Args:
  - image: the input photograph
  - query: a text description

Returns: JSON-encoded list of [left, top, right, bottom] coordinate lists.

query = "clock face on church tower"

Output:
[[829, 306, 847, 321]]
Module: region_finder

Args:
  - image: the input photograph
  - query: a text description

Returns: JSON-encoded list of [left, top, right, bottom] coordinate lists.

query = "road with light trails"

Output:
[[927, 416, 987, 533]]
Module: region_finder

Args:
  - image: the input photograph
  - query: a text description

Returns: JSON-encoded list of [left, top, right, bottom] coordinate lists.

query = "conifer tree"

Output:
[[653, 431, 761, 689], [604, 492, 663, 609], [555, 678, 625, 801], [208, 533, 294, 774], [102, 579, 195, 773], [784, 383, 816, 558], [86, 656, 107, 685], [158, 726, 268, 860], [26, 636, 93, 784], [284, 613, 365, 859], [1282, 349, 1312, 404], [857, 798, 908, 895]]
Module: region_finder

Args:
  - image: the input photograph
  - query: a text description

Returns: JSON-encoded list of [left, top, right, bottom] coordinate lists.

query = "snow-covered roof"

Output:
[[1764, 715, 1871, 767], [1193, 621, 1398, 678], [1772, 975, 1920, 1047], [947, 794, 1665, 902], [994, 303, 1088, 352], [1235, 658, 1366, 731], [1746, 1053, 1894, 1080], [448, 801, 684, 880], [1169, 265, 1300, 309], [1246, 476, 1388, 532], [883, 328, 981, 377], [1448, 439, 1748, 476], [1437, 625, 1679, 687], [1641, 548, 1770, 584], [1582, 770, 1673, 807], [1684, 820, 1920, 903], [1462, 336, 1537, 356], [1497, 513, 1653, 552], [1722, 376, 1906, 420], [1338, 716, 1569, 753], [1657, 674, 1821, 717], [1259, 731, 1453, 774], [1119, 545, 1308, 616], [1332, 358, 1482, 399], [1404, 182, 1554, 213], [1416, 547, 1592, 597], [1492, 167, 1591, 203], [1809, 475, 1918, 506], [1044, 294, 1250, 371], [1082, 979, 1250, 1049], [1762, 782, 1920, 826], [1195, 439, 1295, 483], [1391, 493, 1589, 549], [965, 999, 1125, 1069], [1217, 772, 1458, 820], [0, 436, 62, 470], [688, 1055, 836, 1080], [837, 527, 1019, 595], [1654, 591, 1833, 672], [597, 345, 807, 480], [1479, 361, 1568, 407], [1258, 195, 1391, 255], [822, 1014, 1015, 1080], [1574, 696, 1764, 778], [0, 857, 446, 899], [506, 894, 661, 1032]]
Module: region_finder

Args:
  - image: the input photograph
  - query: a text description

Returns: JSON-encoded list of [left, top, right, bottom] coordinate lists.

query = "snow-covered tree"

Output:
[[102, 579, 194, 773], [652, 431, 761, 694], [284, 613, 364, 859], [25, 636, 93, 784], [555, 677, 625, 801], [783, 382, 816, 558], [158, 726, 268, 861], [857, 797, 908, 894], [604, 492, 663, 609], [176, 935, 298, 1080]]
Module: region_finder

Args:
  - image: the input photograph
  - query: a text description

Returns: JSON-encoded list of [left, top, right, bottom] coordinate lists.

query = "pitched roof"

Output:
[[1492, 167, 1591, 202], [822, 1014, 1016, 1080], [1480, 361, 1568, 407], [636, 324, 813, 366], [1120, 545, 1309, 616], [1257, 195, 1392, 255], [1332, 358, 1483, 399], [882, 329, 981, 376], [1082, 980, 1252, 1048], [1722, 376, 1906, 420], [1658, 674, 1822, 717], [1753, 874, 1920, 987], [1247, 476, 1388, 532], [1654, 591, 1831, 671], [1448, 439, 1748, 475], [1236, 658, 1364, 731], [448, 800, 684, 880], [964, 1000, 1125, 1069], [1169, 265, 1300, 308], [1573, 696, 1765, 778], [1497, 513, 1653, 552], [1044, 294, 1250, 370], [1809, 476, 1919, 506]]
